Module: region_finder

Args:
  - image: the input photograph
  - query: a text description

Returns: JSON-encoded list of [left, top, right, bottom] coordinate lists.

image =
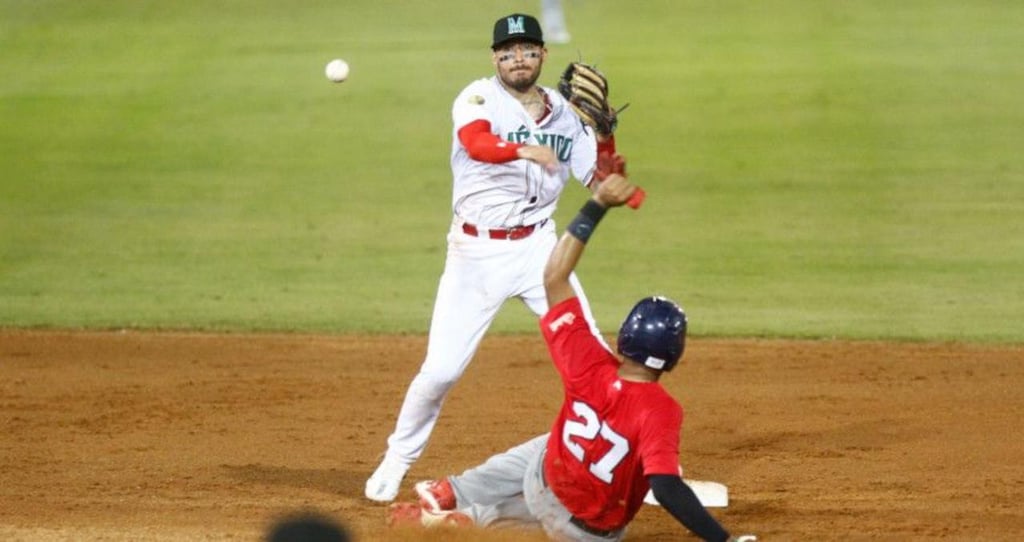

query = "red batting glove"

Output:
[[594, 151, 626, 183], [595, 151, 644, 209]]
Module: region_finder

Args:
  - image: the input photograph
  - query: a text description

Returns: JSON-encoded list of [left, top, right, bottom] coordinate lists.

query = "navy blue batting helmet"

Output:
[[617, 296, 687, 372]]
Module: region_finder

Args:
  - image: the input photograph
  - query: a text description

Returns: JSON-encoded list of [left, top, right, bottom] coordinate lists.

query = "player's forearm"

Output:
[[543, 197, 608, 307], [648, 475, 731, 542], [543, 233, 584, 307], [458, 120, 522, 162]]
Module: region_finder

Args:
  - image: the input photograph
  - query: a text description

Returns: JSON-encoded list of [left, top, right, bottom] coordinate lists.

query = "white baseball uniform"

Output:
[[368, 76, 606, 493]]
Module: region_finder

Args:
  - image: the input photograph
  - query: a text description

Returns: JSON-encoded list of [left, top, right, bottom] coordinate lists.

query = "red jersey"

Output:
[[540, 297, 684, 531]]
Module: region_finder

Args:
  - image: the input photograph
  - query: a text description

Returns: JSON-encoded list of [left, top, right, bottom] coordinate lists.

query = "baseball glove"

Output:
[[558, 62, 627, 138]]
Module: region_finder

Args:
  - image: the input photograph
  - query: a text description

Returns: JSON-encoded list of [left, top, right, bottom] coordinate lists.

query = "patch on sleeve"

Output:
[[547, 311, 576, 332], [468, 95, 485, 105]]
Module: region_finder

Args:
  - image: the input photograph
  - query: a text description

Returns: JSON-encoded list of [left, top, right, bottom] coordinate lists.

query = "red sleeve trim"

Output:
[[458, 119, 522, 163]]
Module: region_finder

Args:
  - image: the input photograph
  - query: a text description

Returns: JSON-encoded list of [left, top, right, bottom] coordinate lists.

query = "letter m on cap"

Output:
[[507, 16, 525, 34]]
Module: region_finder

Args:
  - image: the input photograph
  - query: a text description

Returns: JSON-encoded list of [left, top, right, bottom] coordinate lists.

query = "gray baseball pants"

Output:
[[447, 433, 625, 541]]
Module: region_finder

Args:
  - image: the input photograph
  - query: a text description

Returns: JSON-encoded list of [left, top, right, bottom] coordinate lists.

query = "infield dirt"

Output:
[[2, 331, 1022, 540]]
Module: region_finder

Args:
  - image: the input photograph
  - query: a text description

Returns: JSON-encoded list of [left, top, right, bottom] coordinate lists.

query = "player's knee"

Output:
[[411, 370, 460, 402]]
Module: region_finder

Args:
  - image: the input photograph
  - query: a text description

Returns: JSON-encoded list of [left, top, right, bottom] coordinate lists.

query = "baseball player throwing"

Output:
[[365, 12, 621, 502], [389, 174, 757, 542]]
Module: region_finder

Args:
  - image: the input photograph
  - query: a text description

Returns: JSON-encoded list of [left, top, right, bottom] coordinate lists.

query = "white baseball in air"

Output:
[[325, 59, 350, 83]]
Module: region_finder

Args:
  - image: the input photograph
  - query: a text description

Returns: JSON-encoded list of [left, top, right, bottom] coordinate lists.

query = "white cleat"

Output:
[[365, 458, 410, 502]]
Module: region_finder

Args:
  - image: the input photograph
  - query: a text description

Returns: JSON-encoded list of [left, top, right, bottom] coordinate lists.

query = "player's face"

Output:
[[492, 40, 546, 92]]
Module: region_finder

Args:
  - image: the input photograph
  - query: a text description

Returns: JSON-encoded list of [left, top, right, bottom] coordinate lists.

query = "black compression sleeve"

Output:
[[566, 199, 607, 243], [648, 475, 731, 542]]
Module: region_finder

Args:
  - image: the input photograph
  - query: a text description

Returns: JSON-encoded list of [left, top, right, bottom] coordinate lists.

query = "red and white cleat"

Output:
[[387, 501, 472, 529], [422, 509, 472, 528], [387, 502, 424, 528], [414, 478, 457, 513]]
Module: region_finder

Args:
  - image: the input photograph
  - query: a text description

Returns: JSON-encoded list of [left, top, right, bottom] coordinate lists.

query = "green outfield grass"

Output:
[[2, 1, 1022, 342]]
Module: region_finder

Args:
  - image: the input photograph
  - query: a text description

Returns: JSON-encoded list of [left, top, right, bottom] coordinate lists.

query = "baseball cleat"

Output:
[[415, 478, 456, 513], [365, 458, 410, 502], [423, 509, 472, 528], [386, 502, 424, 527], [387, 502, 472, 528]]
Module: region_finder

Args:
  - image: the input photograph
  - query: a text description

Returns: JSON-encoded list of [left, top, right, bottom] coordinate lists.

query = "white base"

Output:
[[644, 479, 729, 508]]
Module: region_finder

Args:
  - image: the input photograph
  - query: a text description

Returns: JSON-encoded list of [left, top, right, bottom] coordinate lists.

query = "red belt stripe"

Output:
[[461, 219, 546, 240]]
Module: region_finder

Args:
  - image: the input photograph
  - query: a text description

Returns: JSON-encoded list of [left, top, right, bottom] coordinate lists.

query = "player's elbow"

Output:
[[543, 262, 573, 306], [543, 234, 581, 306], [464, 142, 490, 162], [542, 260, 562, 291]]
